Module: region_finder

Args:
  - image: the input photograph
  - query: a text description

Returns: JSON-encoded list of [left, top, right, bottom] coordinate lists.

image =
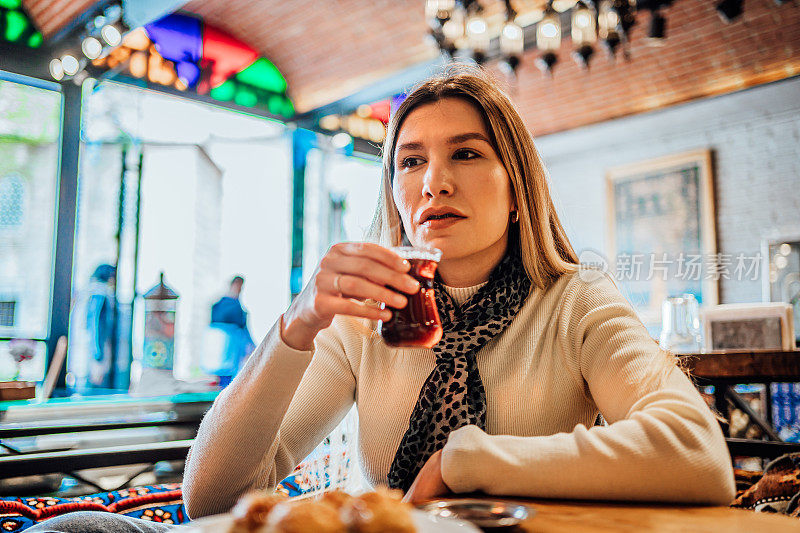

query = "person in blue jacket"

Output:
[[84, 264, 116, 390], [208, 276, 255, 387]]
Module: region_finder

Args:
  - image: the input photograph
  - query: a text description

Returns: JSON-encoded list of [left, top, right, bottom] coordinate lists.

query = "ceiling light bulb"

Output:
[[502, 21, 523, 41], [441, 9, 464, 42], [500, 22, 524, 56], [552, 0, 577, 12], [572, 1, 597, 46], [574, 12, 591, 28], [129, 51, 147, 78], [49, 58, 64, 80], [60, 54, 80, 76], [331, 132, 352, 149], [81, 36, 103, 59], [104, 4, 122, 23], [536, 4, 561, 61], [467, 17, 487, 36], [540, 22, 559, 39], [466, 14, 490, 54], [101, 24, 122, 46], [425, 0, 440, 20], [319, 115, 340, 131], [356, 104, 372, 118]]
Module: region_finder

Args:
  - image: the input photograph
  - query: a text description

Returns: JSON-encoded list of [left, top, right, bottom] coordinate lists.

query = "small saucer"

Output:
[[418, 499, 533, 528]]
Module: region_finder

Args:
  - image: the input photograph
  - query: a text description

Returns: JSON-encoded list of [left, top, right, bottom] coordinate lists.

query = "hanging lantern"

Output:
[[441, 6, 465, 55], [466, 12, 489, 63], [536, 2, 561, 74], [598, 0, 622, 57], [571, 0, 597, 68], [500, 20, 524, 73], [142, 273, 179, 374]]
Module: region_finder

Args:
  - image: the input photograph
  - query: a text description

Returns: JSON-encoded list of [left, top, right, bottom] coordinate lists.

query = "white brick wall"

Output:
[[537, 76, 800, 305]]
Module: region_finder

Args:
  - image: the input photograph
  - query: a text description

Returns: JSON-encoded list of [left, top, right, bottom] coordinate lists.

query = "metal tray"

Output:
[[418, 499, 533, 528]]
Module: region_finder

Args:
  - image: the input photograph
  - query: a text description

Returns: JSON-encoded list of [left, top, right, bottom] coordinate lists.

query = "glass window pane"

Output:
[[71, 81, 291, 393], [0, 77, 61, 382]]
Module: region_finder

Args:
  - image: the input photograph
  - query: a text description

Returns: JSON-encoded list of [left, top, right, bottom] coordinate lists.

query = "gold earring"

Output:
[[510, 211, 519, 223]]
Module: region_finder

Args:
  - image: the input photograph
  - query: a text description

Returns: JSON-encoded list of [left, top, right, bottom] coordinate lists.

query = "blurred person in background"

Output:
[[203, 276, 255, 387], [67, 264, 116, 392]]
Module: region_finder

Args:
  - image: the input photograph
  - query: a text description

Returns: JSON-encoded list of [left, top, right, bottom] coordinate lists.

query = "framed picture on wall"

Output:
[[606, 149, 718, 331]]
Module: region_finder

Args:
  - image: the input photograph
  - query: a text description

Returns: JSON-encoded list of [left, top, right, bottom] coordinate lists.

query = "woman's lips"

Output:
[[421, 216, 466, 230]]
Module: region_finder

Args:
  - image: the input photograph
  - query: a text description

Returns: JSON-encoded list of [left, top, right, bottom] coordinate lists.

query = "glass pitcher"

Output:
[[659, 294, 702, 353]]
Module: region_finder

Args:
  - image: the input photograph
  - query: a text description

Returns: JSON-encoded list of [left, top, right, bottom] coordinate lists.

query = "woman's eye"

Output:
[[453, 149, 479, 160], [399, 156, 424, 168]]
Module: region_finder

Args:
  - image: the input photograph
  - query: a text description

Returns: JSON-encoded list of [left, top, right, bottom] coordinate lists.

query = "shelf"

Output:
[[683, 350, 800, 383]]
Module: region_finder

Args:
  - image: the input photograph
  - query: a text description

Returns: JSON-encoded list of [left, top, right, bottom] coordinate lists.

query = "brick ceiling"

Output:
[[20, 1, 800, 134], [22, 0, 97, 39]]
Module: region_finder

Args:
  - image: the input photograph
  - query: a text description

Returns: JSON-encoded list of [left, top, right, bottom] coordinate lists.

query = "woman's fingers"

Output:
[[320, 293, 393, 322], [322, 271, 408, 309], [321, 249, 419, 295], [332, 242, 409, 271]]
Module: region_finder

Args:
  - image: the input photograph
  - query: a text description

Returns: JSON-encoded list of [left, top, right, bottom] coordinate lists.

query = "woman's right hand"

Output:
[[280, 242, 421, 351]]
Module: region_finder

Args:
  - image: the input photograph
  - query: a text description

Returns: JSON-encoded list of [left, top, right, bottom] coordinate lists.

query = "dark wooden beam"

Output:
[[686, 350, 800, 383]]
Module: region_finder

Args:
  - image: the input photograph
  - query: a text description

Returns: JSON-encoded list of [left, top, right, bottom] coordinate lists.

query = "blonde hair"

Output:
[[367, 64, 578, 291]]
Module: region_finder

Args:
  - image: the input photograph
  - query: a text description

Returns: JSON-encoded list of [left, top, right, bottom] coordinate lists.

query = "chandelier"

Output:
[[425, 0, 671, 75]]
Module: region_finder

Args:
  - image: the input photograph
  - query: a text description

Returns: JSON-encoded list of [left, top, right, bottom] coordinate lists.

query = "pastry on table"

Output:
[[342, 488, 416, 533], [266, 500, 347, 533], [227, 487, 416, 533], [229, 491, 287, 533], [320, 489, 354, 509]]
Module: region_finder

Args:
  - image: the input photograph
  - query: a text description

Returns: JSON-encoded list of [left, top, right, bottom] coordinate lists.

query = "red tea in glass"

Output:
[[379, 247, 443, 348]]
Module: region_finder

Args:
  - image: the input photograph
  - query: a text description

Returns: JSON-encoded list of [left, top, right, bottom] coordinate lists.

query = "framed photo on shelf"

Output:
[[606, 149, 718, 330], [701, 303, 796, 351]]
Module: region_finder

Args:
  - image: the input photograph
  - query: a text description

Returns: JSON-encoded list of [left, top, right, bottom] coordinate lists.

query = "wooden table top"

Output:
[[485, 497, 800, 532]]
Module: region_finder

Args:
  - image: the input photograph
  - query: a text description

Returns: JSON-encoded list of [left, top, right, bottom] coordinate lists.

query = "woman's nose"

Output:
[[421, 160, 454, 198]]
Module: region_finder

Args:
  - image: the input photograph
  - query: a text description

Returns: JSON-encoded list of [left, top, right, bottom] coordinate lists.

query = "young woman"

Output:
[[182, 66, 734, 518], [28, 66, 734, 532]]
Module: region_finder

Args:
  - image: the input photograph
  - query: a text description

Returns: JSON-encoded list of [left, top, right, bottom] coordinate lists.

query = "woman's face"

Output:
[[392, 97, 515, 267]]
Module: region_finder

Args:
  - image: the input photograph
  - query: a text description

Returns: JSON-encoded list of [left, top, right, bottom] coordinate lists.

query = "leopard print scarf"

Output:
[[387, 248, 531, 492]]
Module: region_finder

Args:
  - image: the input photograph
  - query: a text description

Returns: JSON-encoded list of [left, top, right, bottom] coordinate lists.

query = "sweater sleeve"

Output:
[[182, 317, 357, 518], [440, 272, 736, 505]]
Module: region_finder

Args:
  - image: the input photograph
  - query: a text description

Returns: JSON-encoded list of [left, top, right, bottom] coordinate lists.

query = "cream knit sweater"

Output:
[[183, 270, 735, 518]]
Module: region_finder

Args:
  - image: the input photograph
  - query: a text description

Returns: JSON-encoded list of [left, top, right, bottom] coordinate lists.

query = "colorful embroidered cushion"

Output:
[[0, 483, 185, 532], [0, 467, 317, 532]]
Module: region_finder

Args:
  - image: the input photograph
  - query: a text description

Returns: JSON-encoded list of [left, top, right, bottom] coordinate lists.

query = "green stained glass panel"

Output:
[[5, 10, 28, 42], [267, 95, 282, 115], [209, 80, 236, 102], [279, 97, 294, 117], [234, 87, 258, 108], [235, 58, 287, 94], [27, 31, 42, 48]]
